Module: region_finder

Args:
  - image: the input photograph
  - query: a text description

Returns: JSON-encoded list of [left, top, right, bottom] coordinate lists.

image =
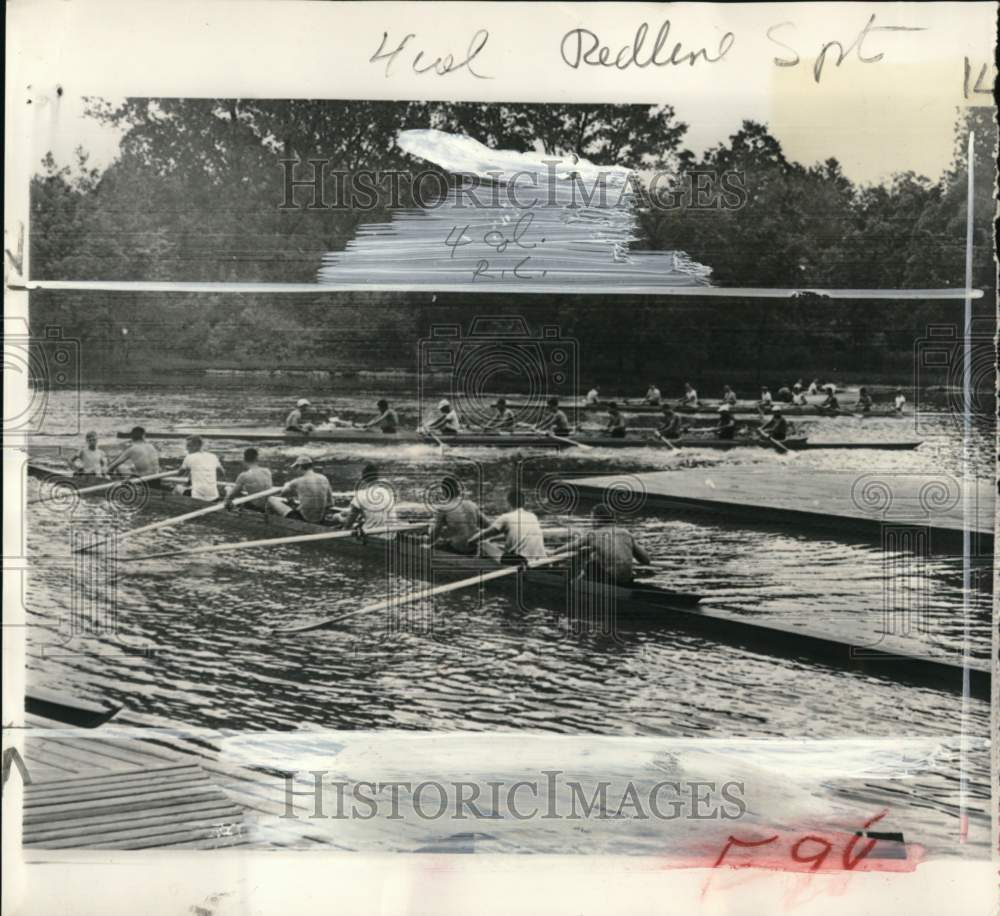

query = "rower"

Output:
[[286, 399, 315, 433], [894, 388, 907, 414], [107, 426, 161, 477], [568, 504, 651, 586], [583, 386, 601, 405], [424, 400, 460, 436], [361, 399, 398, 434], [536, 397, 571, 436], [224, 447, 273, 511], [427, 475, 490, 554], [721, 385, 738, 406], [483, 398, 516, 432], [658, 405, 683, 439], [268, 455, 335, 523], [469, 486, 547, 562], [604, 402, 627, 438], [332, 463, 399, 531], [759, 405, 789, 441], [776, 386, 793, 403], [644, 384, 662, 406], [792, 381, 807, 405], [71, 431, 109, 476], [678, 382, 699, 408], [716, 404, 737, 440], [820, 387, 840, 412], [758, 386, 773, 410], [807, 379, 820, 396], [857, 386, 873, 413], [175, 436, 225, 501]]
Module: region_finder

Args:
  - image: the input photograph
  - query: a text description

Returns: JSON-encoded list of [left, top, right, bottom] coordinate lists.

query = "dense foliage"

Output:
[[29, 101, 994, 386]]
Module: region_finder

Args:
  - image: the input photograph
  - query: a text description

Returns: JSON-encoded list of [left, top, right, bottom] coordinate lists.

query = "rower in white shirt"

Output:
[[175, 436, 225, 501], [468, 487, 547, 562], [894, 388, 907, 414]]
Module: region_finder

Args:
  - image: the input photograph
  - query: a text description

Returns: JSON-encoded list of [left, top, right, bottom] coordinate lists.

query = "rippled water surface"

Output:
[[21, 387, 995, 853]]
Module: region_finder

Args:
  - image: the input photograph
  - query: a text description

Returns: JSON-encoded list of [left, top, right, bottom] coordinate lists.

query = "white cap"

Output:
[[438, 399, 450, 410], [771, 405, 783, 413], [297, 398, 310, 407], [291, 455, 314, 467]]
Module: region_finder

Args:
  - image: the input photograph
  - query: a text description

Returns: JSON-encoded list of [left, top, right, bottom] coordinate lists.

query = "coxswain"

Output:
[[721, 385, 738, 406], [820, 388, 841, 412], [174, 436, 225, 501], [679, 383, 698, 408], [469, 486, 547, 562], [225, 447, 273, 511], [569, 504, 651, 586], [483, 398, 516, 432], [332, 462, 399, 531], [362, 399, 399, 434], [894, 388, 907, 414], [759, 405, 789, 441], [583, 386, 601, 405], [604, 402, 627, 438], [658, 405, 683, 439], [424, 400, 460, 436], [71, 431, 109, 476], [715, 404, 737, 440], [286, 399, 315, 433], [535, 397, 572, 436], [428, 475, 490, 554], [268, 455, 335, 523], [644, 384, 662, 406], [857, 387, 873, 413], [107, 426, 161, 477]]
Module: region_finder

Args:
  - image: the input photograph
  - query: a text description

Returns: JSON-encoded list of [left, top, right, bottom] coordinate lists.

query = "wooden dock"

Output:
[[564, 468, 994, 554]]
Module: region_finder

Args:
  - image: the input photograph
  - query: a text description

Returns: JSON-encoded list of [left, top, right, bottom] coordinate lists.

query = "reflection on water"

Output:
[[22, 387, 996, 853]]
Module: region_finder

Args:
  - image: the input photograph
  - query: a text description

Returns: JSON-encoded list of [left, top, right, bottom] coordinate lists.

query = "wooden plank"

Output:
[[25, 774, 211, 808], [83, 823, 250, 850], [24, 801, 242, 843], [26, 763, 199, 793], [23, 787, 225, 824], [28, 811, 245, 849]]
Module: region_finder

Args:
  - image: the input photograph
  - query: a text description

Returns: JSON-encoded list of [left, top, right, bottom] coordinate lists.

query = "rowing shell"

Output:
[[117, 428, 923, 450], [503, 398, 902, 417], [26, 463, 985, 697]]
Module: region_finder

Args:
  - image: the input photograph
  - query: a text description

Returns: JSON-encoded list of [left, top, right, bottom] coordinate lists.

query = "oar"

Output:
[[120, 521, 427, 563], [75, 485, 283, 552], [420, 427, 448, 454], [275, 549, 579, 635], [755, 429, 795, 456], [516, 423, 593, 451], [652, 431, 679, 452], [28, 470, 176, 505]]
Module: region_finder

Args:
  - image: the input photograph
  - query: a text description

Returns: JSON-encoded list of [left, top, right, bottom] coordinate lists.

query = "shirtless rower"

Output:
[[286, 399, 315, 433], [657, 405, 684, 439], [568, 504, 650, 586], [174, 436, 225, 501], [428, 475, 490, 554], [71, 431, 109, 476], [819, 388, 841, 413], [107, 427, 161, 477], [361, 399, 399, 434], [468, 487, 547, 562], [268, 455, 335, 523], [715, 404, 737, 440], [331, 463, 399, 531], [857, 386, 873, 414], [604, 402, 627, 438], [482, 398, 516, 432], [535, 397, 572, 436], [224, 447, 273, 511]]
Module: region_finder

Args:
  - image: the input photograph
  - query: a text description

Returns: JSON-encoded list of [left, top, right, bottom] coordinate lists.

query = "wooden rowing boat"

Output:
[[25, 463, 986, 697], [507, 400, 902, 418], [117, 428, 923, 450]]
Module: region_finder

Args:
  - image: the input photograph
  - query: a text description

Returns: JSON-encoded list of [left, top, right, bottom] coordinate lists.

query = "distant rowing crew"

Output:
[[68, 429, 652, 586]]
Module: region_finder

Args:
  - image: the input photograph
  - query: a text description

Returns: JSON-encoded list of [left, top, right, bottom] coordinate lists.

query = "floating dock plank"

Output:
[[564, 468, 994, 553]]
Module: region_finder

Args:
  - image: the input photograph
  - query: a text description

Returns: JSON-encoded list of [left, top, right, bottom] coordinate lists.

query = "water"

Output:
[[21, 386, 995, 854]]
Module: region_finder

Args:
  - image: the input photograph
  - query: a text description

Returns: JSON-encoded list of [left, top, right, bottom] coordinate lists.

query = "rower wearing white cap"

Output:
[[267, 455, 335, 523], [286, 399, 315, 433], [423, 400, 461, 436], [759, 404, 789, 441]]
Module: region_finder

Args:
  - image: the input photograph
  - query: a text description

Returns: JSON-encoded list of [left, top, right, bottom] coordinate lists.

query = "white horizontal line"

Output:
[[14, 280, 984, 300]]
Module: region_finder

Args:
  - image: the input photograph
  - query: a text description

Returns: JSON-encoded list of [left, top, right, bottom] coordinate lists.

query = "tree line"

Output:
[[29, 100, 994, 387]]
